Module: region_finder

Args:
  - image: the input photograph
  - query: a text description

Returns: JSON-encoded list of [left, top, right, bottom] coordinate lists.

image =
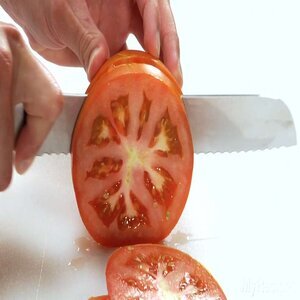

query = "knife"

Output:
[[14, 94, 297, 155]]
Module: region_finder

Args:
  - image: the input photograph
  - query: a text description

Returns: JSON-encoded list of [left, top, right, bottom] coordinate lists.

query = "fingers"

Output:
[[14, 101, 62, 174], [136, 0, 160, 58], [24, 28, 81, 66], [0, 26, 14, 191], [158, 0, 182, 86], [136, 0, 182, 86], [12, 42, 63, 174], [52, 1, 109, 80], [0, 23, 63, 190], [14, 85, 63, 174], [35, 47, 81, 67]]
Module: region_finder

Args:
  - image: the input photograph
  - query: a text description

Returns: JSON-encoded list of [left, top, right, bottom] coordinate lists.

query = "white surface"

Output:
[[1, 1, 300, 299]]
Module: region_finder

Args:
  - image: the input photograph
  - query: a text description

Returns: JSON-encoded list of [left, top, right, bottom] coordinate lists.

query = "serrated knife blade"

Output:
[[14, 94, 297, 155], [184, 95, 297, 153]]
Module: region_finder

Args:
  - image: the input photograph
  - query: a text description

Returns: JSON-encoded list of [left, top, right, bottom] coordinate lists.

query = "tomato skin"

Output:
[[106, 244, 227, 300], [72, 51, 193, 247], [87, 50, 181, 95], [89, 296, 109, 300]]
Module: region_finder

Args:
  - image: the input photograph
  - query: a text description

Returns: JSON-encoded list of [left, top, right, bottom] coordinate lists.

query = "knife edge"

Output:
[[14, 94, 297, 155]]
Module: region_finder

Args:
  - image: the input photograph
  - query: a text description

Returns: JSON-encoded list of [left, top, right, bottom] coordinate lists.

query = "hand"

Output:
[[0, 22, 62, 191], [0, 0, 182, 85]]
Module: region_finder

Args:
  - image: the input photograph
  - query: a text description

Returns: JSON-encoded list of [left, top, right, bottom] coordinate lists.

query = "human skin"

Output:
[[0, 0, 182, 83], [0, 0, 182, 191], [0, 22, 62, 191]]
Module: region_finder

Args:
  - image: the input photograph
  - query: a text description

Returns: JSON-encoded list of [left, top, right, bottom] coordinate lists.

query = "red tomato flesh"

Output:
[[106, 244, 227, 300], [72, 51, 193, 247]]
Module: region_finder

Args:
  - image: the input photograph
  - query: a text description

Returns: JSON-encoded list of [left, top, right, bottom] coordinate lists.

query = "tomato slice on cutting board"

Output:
[[106, 244, 227, 299], [72, 51, 193, 247]]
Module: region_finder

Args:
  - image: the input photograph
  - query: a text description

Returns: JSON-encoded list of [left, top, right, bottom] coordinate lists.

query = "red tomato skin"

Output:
[[89, 296, 109, 300], [88, 50, 181, 95]]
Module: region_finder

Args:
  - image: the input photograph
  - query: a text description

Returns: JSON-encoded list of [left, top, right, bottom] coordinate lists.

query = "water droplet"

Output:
[[164, 231, 192, 247], [68, 236, 103, 271], [68, 257, 86, 271], [74, 236, 100, 255]]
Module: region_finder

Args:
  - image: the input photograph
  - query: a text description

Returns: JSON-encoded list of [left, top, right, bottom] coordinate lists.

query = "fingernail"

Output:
[[87, 46, 108, 81], [87, 48, 101, 80], [155, 32, 161, 58], [16, 158, 33, 175]]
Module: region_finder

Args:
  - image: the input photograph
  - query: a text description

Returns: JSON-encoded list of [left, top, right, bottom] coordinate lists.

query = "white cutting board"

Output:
[[1, 1, 300, 299], [1, 149, 300, 300]]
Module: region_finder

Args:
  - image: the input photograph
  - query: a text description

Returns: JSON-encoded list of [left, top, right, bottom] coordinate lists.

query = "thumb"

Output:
[[54, 1, 109, 80], [86, 42, 109, 81]]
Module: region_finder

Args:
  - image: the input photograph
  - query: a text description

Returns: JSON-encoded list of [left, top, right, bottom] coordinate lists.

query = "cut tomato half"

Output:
[[106, 244, 227, 299], [72, 51, 193, 247]]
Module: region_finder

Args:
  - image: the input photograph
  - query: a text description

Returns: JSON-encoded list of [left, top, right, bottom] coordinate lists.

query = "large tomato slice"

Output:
[[72, 51, 193, 247], [106, 244, 227, 299]]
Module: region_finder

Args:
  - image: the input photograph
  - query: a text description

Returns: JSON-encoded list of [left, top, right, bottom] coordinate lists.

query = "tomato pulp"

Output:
[[106, 244, 227, 299], [72, 51, 194, 247]]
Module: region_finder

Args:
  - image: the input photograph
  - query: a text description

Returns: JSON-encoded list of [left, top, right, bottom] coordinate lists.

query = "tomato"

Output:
[[106, 244, 227, 300], [87, 50, 181, 95], [72, 50, 193, 247], [89, 296, 109, 300]]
